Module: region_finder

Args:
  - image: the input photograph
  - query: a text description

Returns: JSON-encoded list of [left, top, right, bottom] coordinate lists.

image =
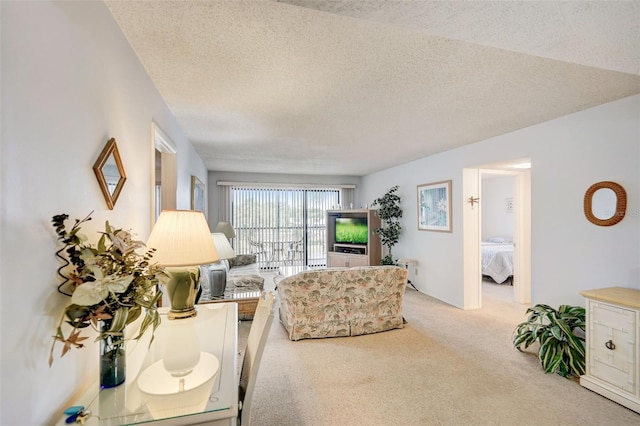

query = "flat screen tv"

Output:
[[335, 217, 368, 244]]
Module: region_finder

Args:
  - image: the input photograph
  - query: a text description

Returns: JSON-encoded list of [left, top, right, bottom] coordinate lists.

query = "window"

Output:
[[231, 187, 340, 269]]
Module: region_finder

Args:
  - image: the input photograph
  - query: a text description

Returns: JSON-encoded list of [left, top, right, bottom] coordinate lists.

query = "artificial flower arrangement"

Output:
[[49, 212, 165, 366]]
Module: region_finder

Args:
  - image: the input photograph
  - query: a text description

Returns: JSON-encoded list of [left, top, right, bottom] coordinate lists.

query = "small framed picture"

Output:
[[417, 180, 452, 232], [191, 176, 205, 213], [505, 197, 514, 213]]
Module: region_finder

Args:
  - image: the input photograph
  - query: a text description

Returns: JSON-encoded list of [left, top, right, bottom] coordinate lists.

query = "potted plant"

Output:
[[512, 304, 586, 378], [50, 212, 165, 388], [371, 185, 402, 265]]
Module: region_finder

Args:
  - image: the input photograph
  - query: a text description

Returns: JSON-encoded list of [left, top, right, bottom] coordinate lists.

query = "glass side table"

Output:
[[54, 303, 238, 426], [200, 285, 262, 320]]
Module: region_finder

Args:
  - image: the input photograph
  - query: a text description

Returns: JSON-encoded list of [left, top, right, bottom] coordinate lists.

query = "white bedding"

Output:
[[481, 242, 514, 284]]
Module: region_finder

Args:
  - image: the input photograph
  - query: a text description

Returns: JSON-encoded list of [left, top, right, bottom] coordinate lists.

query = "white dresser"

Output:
[[580, 287, 640, 413]]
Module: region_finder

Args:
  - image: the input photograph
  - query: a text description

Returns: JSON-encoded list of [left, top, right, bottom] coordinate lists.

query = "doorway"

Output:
[[463, 160, 531, 309], [480, 171, 516, 301], [151, 122, 177, 225]]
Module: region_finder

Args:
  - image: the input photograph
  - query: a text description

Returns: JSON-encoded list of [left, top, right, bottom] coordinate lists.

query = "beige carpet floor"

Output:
[[238, 275, 639, 425]]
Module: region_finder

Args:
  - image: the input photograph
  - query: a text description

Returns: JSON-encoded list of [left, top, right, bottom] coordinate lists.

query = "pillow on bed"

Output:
[[485, 236, 506, 243]]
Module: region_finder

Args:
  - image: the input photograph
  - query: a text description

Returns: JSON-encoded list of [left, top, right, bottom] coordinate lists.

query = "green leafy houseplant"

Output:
[[371, 185, 402, 265], [49, 212, 165, 366], [512, 304, 586, 378]]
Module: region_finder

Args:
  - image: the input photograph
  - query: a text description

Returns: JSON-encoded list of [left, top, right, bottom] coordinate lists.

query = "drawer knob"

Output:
[[605, 340, 616, 350]]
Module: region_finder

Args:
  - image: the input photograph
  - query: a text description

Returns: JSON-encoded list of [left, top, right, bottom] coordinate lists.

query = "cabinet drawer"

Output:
[[347, 255, 369, 267], [592, 302, 637, 332], [589, 302, 636, 393], [327, 252, 369, 268]]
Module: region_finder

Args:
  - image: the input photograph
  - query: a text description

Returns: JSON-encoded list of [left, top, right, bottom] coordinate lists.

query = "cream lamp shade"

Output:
[[148, 210, 219, 266], [214, 221, 236, 240], [211, 233, 235, 260]]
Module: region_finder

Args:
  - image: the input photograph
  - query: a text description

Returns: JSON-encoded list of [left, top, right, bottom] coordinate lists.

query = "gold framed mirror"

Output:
[[93, 138, 126, 210], [583, 181, 626, 226]]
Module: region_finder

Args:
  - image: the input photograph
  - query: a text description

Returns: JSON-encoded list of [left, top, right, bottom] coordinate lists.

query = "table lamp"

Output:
[[214, 221, 236, 245], [211, 233, 235, 260], [147, 210, 219, 320]]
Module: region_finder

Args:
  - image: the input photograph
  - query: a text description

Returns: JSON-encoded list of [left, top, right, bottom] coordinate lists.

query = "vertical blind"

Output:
[[219, 185, 350, 269]]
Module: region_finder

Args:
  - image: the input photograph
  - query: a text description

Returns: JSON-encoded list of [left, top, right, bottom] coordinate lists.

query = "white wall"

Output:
[[481, 175, 515, 240], [2, 3, 637, 423], [0, 2, 207, 424], [362, 95, 640, 308]]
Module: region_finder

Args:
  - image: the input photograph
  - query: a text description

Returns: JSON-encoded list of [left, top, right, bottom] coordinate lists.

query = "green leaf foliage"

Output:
[[380, 254, 395, 265], [371, 186, 403, 264], [49, 213, 165, 366], [512, 303, 586, 377]]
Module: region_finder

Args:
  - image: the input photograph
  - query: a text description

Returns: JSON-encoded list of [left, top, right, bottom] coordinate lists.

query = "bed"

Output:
[[481, 240, 514, 284]]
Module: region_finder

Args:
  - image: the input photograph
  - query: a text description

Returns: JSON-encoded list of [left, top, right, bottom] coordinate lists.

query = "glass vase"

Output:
[[99, 319, 126, 388]]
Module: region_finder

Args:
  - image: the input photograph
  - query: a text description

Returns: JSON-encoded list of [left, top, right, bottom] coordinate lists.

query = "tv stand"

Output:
[[326, 209, 381, 267], [334, 244, 366, 255]]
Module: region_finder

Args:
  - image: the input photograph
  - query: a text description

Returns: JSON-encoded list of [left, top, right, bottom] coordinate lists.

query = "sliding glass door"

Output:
[[231, 187, 340, 270]]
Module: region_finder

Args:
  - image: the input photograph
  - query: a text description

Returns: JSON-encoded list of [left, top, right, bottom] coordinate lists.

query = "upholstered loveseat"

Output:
[[277, 266, 408, 341]]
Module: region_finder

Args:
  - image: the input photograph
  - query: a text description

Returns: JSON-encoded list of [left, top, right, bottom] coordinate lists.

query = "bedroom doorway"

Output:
[[481, 171, 517, 299], [462, 160, 531, 308]]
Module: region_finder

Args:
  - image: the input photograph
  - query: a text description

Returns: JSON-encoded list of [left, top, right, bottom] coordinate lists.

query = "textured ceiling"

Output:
[[105, 0, 640, 176]]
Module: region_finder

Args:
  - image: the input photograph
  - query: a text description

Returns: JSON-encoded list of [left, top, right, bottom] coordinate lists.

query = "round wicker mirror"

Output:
[[584, 181, 626, 226]]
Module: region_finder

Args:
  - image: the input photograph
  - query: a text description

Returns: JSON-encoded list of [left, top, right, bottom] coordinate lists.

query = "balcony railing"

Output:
[[234, 225, 327, 271]]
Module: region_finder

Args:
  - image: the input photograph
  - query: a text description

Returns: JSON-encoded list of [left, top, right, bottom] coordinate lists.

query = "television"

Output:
[[335, 217, 368, 244]]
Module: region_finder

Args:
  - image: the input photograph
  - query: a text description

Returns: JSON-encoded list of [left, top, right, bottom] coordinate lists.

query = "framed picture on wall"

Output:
[[191, 176, 205, 213], [417, 180, 452, 232]]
